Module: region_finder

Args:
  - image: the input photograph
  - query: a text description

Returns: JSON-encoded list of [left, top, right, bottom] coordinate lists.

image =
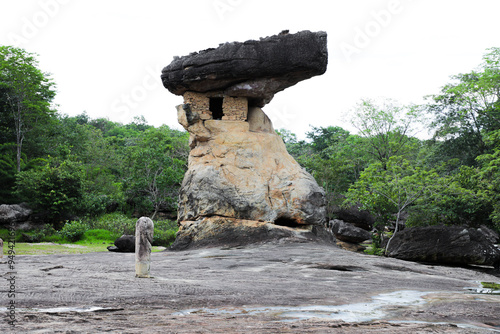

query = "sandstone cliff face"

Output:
[[177, 108, 326, 227]]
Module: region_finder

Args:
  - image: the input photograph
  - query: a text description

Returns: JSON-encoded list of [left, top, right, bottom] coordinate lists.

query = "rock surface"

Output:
[[170, 216, 334, 250], [166, 31, 329, 249], [177, 117, 327, 229], [161, 30, 328, 107], [13, 241, 500, 333], [331, 219, 372, 243], [107, 235, 135, 253], [478, 224, 499, 244], [386, 225, 500, 267], [334, 202, 375, 231], [0, 203, 32, 224]]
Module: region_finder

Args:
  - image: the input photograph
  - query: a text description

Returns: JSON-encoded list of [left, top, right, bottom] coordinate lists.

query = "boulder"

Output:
[[0, 203, 32, 225], [177, 117, 326, 226], [161, 30, 328, 107], [386, 225, 500, 268], [170, 216, 334, 251], [108, 235, 135, 253], [330, 219, 371, 243], [478, 224, 499, 244], [334, 202, 374, 231]]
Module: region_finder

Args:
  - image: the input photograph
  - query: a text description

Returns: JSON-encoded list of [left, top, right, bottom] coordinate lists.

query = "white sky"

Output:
[[1, 0, 499, 139]]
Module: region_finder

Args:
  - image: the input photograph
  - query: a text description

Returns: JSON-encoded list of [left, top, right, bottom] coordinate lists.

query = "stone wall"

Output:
[[183, 91, 210, 118], [182, 91, 247, 121], [222, 96, 247, 121]]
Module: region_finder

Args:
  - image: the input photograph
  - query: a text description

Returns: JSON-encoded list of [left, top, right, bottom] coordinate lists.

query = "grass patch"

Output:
[[10, 242, 166, 255], [482, 282, 500, 290], [1, 213, 178, 254], [79, 229, 120, 244]]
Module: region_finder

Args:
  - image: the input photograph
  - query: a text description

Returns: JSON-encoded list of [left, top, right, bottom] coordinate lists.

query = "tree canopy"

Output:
[[1, 45, 499, 236], [0, 46, 56, 172]]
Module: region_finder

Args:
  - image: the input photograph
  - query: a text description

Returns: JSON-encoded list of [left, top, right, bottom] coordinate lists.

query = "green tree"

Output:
[[124, 126, 189, 218], [0, 143, 17, 203], [350, 98, 422, 168], [276, 128, 312, 159], [346, 156, 437, 252], [306, 126, 350, 157], [0, 46, 56, 172], [475, 131, 500, 231], [15, 154, 85, 222], [428, 47, 500, 167]]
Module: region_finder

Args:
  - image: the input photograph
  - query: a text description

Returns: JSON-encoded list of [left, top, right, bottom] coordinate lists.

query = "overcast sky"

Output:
[[1, 0, 499, 139]]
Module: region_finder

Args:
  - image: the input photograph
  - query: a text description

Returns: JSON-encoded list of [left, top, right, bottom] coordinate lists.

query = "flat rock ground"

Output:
[[2, 239, 500, 333]]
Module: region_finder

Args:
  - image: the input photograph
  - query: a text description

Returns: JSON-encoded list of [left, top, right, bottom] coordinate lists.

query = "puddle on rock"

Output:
[[465, 281, 500, 295], [174, 290, 429, 322]]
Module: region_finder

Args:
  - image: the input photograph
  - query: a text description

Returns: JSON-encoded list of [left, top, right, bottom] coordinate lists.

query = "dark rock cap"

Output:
[[161, 30, 328, 107]]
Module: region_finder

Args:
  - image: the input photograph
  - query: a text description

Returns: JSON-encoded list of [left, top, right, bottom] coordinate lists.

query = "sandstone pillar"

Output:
[[135, 217, 154, 278]]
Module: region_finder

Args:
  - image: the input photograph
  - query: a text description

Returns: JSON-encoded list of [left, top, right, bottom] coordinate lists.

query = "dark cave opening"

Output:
[[274, 217, 301, 228]]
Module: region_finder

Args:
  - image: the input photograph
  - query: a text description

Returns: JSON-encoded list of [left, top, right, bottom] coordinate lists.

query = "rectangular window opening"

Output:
[[209, 97, 224, 120]]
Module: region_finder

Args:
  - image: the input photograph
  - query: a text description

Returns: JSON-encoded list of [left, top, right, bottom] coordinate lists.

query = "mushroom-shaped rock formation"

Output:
[[161, 30, 327, 107], [162, 31, 331, 250]]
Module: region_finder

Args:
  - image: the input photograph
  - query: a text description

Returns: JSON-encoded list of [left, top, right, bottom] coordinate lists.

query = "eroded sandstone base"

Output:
[[170, 216, 334, 250]]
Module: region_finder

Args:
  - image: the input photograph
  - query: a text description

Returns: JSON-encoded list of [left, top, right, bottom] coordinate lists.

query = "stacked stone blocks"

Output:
[[182, 91, 248, 121]]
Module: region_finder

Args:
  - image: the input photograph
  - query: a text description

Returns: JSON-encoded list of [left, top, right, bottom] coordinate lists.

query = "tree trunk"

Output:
[[385, 210, 401, 255]]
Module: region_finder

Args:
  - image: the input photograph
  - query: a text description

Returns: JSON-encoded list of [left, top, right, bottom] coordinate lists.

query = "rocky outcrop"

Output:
[[478, 224, 499, 244], [330, 219, 371, 243], [163, 31, 330, 249], [162, 30, 328, 107], [170, 216, 333, 250], [177, 118, 326, 226], [334, 202, 375, 231], [386, 225, 500, 268], [0, 203, 32, 225]]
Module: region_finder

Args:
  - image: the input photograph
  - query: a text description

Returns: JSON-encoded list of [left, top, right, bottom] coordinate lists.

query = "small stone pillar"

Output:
[[0, 238, 3, 258], [135, 217, 154, 278]]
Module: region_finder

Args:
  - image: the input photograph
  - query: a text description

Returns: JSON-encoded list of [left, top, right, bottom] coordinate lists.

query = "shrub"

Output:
[[58, 220, 89, 242], [33, 224, 58, 242], [152, 229, 177, 247], [15, 157, 85, 222], [89, 212, 137, 235]]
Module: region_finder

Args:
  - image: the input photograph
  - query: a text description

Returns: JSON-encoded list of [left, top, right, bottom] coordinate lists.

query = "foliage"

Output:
[[346, 156, 437, 251], [124, 126, 189, 218], [306, 126, 350, 157], [88, 212, 139, 235], [350, 98, 423, 168], [87, 213, 178, 246], [0, 143, 17, 203], [15, 155, 85, 221], [475, 140, 500, 230], [2, 45, 500, 241], [428, 47, 500, 167], [152, 229, 177, 247], [0, 46, 56, 172], [58, 220, 90, 242], [80, 229, 120, 244], [28, 224, 58, 242]]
